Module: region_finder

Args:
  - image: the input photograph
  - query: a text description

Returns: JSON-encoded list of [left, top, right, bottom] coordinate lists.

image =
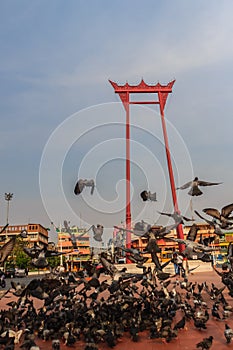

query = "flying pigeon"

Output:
[[23, 242, 63, 269], [74, 178, 95, 195], [64, 220, 71, 233], [134, 220, 151, 233], [113, 222, 151, 237], [202, 203, 233, 229], [0, 237, 16, 266], [20, 229, 28, 238], [92, 224, 104, 242], [63, 220, 77, 248], [113, 222, 178, 238], [157, 210, 194, 224], [0, 224, 9, 234], [186, 223, 200, 242], [168, 225, 216, 254], [194, 210, 229, 236], [176, 177, 222, 196], [140, 190, 157, 201], [120, 247, 148, 267], [227, 242, 233, 270]]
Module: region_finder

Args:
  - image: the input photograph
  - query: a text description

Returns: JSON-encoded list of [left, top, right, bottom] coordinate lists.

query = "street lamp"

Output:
[[5, 192, 13, 225]]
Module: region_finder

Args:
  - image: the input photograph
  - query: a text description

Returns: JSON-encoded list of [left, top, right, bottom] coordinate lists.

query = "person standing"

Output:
[[172, 252, 185, 277]]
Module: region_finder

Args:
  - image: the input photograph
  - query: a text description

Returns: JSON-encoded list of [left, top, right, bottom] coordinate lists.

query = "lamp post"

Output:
[[5, 192, 13, 225]]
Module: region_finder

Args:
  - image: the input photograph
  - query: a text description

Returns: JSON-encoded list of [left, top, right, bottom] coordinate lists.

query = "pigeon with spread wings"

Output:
[[157, 210, 194, 224], [134, 220, 151, 233], [194, 210, 229, 236], [186, 223, 200, 241], [167, 223, 216, 255], [24, 242, 63, 269], [74, 178, 95, 195], [63, 220, 77, 248], [85, 224, 104, 242], [113, 223, 178, 271], [227, 242, 233, 270], [0, 224, 9, 235], [120, 247, 149, 267], [176, 177, 222, 196], [0, 237, 16, 266], [202, 203, 233, 229], [113, 221, 151, 237], [169, 236, 216, 253], [113, 221, 178, 239]]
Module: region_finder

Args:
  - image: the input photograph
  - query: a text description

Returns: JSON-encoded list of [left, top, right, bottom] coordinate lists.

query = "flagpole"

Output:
[[59, 223, 63, 266]]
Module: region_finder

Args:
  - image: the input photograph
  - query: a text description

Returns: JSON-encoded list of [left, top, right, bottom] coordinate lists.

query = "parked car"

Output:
[[4, 267, 16, 278], [118, 258, 126, 264], [15, 268, 26, 278]]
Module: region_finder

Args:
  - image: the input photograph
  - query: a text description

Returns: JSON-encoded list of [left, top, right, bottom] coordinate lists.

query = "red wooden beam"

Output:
[[109, 79, 185, 257]]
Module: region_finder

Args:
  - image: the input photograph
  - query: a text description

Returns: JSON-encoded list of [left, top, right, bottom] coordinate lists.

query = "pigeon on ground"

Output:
[[0, 329, 23, 344], [173, 316, 186, 331], [196, 335, 213, 349], [211, 303, 221, 320], [74, 178, 95, 195], [177, 177, 222, 196], [224, 324, 233, 343], [193, 309, 209, 330], [52, 339, 60, 350]]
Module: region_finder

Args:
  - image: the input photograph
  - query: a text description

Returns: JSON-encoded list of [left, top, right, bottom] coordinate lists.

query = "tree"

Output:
[[47, 256, 61, 269], [15, 250, 30, 269], [8, 236, 30, 269]]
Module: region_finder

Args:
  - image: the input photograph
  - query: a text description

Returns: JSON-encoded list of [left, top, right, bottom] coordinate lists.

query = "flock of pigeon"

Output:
[[0, 252, 233, 349], [0, 175, 233, 349], [72, 176, 223, 243]]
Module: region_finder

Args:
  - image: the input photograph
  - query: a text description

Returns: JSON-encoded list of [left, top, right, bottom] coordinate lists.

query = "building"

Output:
[[0, 223, 49, 247], [58, 225, 91, 271]]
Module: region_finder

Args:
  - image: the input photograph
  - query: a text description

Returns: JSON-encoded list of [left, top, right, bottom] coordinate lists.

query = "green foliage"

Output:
[[7, 236, 30, 269], [15, 250, 30, 269], [47, 256, 61, 268]]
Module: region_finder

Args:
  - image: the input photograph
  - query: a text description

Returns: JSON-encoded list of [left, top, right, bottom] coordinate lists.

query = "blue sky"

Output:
[[1, 1, 233, 243]]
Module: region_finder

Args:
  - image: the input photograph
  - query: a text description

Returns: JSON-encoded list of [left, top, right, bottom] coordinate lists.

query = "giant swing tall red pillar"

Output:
[[109, 79, 185, 254]]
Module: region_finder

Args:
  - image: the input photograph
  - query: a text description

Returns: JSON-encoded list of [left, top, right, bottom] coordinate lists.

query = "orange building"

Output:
[[58, 226, 91, 271], [0, 223, 49, 247]]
